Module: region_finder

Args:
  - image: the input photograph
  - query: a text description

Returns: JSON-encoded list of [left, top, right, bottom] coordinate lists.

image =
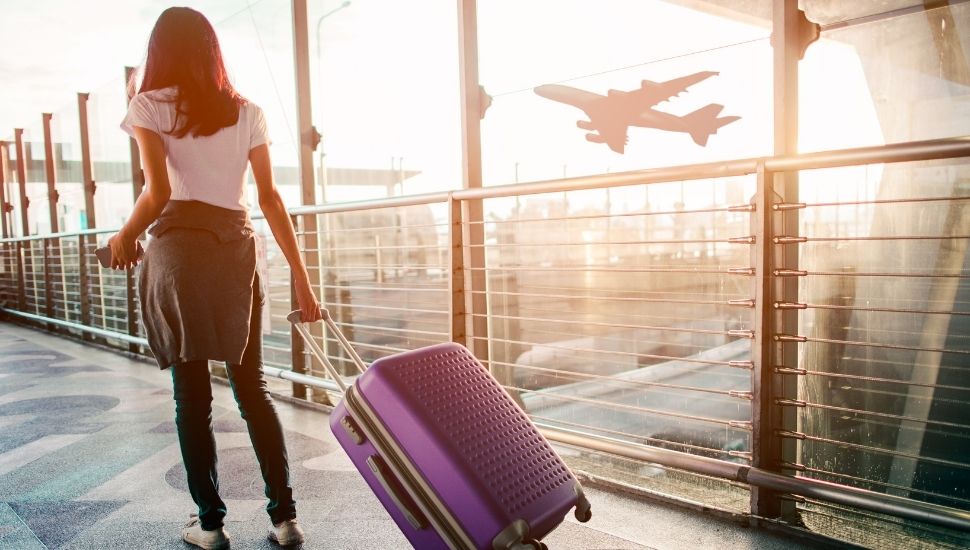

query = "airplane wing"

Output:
[[534, 84, 605, 113], [624, 71, 719, 108]]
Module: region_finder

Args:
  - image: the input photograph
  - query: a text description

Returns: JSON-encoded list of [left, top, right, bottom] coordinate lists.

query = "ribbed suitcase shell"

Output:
[[330, 342, 583, 549]]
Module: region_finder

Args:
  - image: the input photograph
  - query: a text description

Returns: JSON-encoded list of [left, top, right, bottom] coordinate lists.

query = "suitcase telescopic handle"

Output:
[[287, 308, 367, 393]]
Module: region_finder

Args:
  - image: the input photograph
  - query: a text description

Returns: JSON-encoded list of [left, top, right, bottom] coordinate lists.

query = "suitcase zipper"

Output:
[[346, 385, 473, 550]]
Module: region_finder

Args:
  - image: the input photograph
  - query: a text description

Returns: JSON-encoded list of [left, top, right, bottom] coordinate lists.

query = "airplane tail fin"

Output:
[[684, 104, 740, 146]]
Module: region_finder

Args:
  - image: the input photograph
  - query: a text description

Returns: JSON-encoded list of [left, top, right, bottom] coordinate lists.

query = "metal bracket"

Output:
[[773, 301, 807, 310], [309, 125, 322, 151], [479, 85, 493, 119], [773, 236, 807, 244], [770, 7, 820, 60], [773, 269, 806, 277], [774, 366, 807, 375], [775, 398, 807, 408]]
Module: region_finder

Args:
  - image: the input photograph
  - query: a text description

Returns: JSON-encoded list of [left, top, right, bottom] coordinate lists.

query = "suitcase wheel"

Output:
[[574, 488, 592, 523]]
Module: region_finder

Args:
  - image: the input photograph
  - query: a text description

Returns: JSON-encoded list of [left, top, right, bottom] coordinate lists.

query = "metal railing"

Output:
[[2, 137, 970, 545]]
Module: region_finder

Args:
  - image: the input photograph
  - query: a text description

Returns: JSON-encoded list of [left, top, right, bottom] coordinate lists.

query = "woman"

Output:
[[109, 7, 321, 549]]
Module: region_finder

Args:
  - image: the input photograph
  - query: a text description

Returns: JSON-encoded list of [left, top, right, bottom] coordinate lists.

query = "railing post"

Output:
[[15, 240, 26, 312], [448, 195, 467, 345], [125, 262, 140, 354], [43, 237, 56, 332], [748, 0, 809, 524], [289, 214, 308, 400], [751, 168, 801, 525], [0, 140, 10, 239], [77, 92, 97, 229], [41, 113, 59, 233], [13, 129, 29, 236], [78, 233, 92, 342], [456, 0, 493, 381], [291, 0, 328, 403], [751, 163, 783, 519]]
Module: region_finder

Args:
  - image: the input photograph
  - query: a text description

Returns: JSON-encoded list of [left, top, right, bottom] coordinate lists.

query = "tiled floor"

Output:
[[0, 321, 821, 549]]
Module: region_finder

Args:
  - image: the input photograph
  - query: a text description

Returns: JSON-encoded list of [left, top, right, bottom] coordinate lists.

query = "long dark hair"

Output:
[[136, 7, 245, 138]]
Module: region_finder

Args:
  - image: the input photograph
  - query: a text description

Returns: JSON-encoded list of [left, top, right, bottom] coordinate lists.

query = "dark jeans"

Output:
[[171, 321, 296, 530]]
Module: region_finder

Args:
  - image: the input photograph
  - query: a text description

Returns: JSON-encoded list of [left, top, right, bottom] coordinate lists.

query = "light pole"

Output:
[[314, 0, 351, 203]]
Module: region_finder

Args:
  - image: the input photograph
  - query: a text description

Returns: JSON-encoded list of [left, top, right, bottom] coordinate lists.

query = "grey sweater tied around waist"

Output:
[[137, 200, 262, 369]]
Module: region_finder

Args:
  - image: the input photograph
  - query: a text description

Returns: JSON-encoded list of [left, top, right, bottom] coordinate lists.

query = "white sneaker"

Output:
[[182, 514, 230, 550], [268, 518, 305, 546]]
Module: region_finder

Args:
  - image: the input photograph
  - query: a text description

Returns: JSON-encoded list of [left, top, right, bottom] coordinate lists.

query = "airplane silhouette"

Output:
[[534, 71, 740, 154]]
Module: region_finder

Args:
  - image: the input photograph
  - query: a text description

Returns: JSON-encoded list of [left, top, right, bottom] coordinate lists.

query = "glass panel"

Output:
[[478, 0, 772, 186], [795, 158, 970, 518], [0, 241, 16, 308], [1, 139, 16, 238], [87, 232, 132, 342], [481, 175, 756, 460], [49, 235, 82, 328], [309, 0, 462, 201], [6, 145, 22, 238], [51, 101, 86, 232], [214, 0, 300, 209], [800, 2, 970, 152], [253, 217, 293, 371], [798, 498, 968, 550], [21, 122, 50, 235], [293, 203, 451, 398], [88, 76, 134, 230], [803, 1, 926, 27], [21, 239, 45, 316]]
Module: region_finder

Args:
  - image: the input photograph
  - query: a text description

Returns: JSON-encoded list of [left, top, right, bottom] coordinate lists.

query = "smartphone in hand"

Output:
[[95, 242, 144, 268]]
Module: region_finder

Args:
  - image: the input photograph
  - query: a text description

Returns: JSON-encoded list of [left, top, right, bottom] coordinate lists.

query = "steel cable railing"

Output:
[[2, 137, 970, 541]]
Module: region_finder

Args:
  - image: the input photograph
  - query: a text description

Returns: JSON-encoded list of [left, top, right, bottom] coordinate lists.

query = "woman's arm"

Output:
[[250, 143, 322, 322], [109, 126, 170, 269]]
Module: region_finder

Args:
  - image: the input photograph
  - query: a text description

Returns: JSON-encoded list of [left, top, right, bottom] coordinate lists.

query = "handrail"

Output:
[[0, 308, 148, 345], [0, 227, 116, 245], [1, 137, 967, 241], [764, 136, 970, 172], [541, 425, 970, 533]]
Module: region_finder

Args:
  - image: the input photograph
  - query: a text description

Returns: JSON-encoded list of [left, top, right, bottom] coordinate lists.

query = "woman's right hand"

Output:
[[294, 274, 323, 323]]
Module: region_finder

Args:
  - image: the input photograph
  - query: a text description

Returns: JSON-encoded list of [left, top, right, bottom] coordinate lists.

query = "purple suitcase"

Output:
[[289, 310, 591, 549]]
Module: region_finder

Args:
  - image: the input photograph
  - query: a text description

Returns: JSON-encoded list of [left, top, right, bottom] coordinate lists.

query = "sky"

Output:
[[0, 0, 914, 204], [0, 0, 252, 132]]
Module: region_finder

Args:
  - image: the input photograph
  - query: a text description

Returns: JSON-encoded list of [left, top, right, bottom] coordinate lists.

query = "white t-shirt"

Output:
[[120, 86, 270, 211]]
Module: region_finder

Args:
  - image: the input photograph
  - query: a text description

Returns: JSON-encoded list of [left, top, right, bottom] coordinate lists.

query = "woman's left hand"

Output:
[[108, 231, 140, 270]]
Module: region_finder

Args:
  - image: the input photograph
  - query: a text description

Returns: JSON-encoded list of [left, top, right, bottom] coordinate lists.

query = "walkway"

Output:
[[0, 321, 818, 549]]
